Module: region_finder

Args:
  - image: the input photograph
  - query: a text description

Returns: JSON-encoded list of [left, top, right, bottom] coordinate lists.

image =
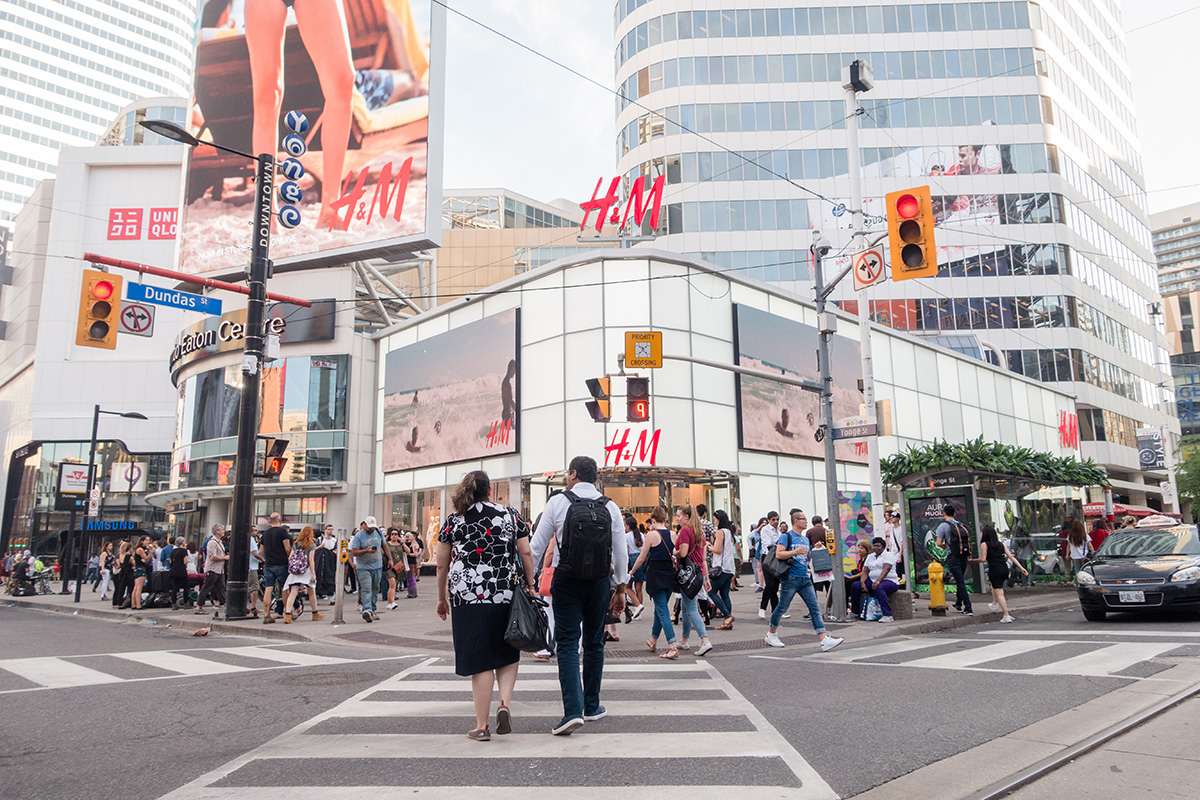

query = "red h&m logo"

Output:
[[107, 208, 143, 240], [1059, 410, 1079, 449], [580, 175, 665, 233], [327, 157, 413, 231], [486, 418, 513, 448], [604, 427, 661, 467]]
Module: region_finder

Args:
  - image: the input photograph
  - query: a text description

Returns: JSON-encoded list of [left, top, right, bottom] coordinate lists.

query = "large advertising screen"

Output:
[[180, 0, 443, 274], [734, 304, 865, 463], [382, 309, 519, 472]]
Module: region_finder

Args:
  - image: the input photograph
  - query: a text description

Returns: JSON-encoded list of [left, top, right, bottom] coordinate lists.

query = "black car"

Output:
[[1076, 516, 1200, 621]]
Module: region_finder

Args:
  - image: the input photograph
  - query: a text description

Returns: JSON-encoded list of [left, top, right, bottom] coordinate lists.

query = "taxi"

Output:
[[1075, 514, 1200, 621]]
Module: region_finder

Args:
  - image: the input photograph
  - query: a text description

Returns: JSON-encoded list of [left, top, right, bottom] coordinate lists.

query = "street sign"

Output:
[[625, 330, 663, 369], [87, 486, 100, 517], [832, 416, 878, 441], [853, 248, 886, 291], [127, 282, 223, 315], [118, 302, 155, 337]]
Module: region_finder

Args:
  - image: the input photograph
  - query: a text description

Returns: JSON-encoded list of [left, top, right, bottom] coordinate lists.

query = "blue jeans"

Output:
[[947, 555, 972, 613], [551, 573, 610, 720], [356, 565, 383, 612], [650, 589, 676, 644], [709, 570, 733, 616], [771, 575, 825, 634], [680, 593, 707, 640]]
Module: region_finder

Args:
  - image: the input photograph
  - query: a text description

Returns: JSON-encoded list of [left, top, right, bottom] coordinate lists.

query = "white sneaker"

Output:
[[386, 602, 398, 610], [695, 641, 714, 657], [758, 609, 766, 619], [328, 598, 335, 606], [764, 632, 785, 647], [782, 614, 791, 619], [878, 615, 894, 623], [988, 603, 999, 612], [631, 604, 644, 620], [1001, 615, 1015, 623], [820, 635, 844, 652]]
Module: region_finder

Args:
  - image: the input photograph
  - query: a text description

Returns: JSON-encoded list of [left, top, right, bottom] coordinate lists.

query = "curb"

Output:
[[874, 595, 1080, 638], [4, 598, 312, 643]]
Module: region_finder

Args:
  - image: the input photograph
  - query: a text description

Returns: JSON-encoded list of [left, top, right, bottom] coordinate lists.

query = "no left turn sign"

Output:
[[853, 248, 886, 291], [119, 302, 155, 337]]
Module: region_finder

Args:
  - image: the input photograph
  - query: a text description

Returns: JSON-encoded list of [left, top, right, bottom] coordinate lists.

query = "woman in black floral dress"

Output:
[[436, 470, 536, 741]]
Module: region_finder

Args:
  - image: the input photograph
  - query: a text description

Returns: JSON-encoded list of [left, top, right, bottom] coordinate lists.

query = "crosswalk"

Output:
[[779, 635, 1195, 678], [159, 657, 838, 799], [0, 645, 368, 693]]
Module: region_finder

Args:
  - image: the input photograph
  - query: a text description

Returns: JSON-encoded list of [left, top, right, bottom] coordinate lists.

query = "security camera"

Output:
[[811, 231, 832, 257]]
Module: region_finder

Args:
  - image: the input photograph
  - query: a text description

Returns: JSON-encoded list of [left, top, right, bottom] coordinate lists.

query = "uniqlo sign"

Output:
[[148, 208, 178, 239], [107, 208, 142, 240]]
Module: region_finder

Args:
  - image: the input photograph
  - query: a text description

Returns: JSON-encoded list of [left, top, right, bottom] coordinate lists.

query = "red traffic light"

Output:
[[92, 280, 115, 300], [895, 193, 920, 220]]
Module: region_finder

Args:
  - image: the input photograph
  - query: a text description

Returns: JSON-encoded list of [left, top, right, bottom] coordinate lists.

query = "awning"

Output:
[[1083, 502, 1181, 519]]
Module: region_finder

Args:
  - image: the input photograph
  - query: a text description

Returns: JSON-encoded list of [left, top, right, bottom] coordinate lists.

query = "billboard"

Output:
[[382, 309, 519, 471], [733, 304, 865, 463], [179, 0, 444, 274]]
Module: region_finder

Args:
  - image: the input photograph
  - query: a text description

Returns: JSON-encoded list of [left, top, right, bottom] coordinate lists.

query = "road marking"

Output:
[[1024, 643, 1183, 677], [342, 699, 749, 718], [377, 678, 687, 692], [0, 656, 123, 689], [112, 650, 254, 676], [224, 646, 354, 667], [816, 637, 969, 663], [902, 639, 1064, 670], [977, 629, 1200, 638]]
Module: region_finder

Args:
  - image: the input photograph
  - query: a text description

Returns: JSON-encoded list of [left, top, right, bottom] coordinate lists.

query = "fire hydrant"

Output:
[[928, 561, 947, 616]]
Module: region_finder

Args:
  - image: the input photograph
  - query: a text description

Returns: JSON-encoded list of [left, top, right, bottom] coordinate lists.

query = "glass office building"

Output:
[[0, 0, 197, 228], [1153, 201, 1200, 440], [614, 0, 1175, 506]]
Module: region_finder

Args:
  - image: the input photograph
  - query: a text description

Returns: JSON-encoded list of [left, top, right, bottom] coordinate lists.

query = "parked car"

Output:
[[1076, 515, 1200, 621], [1028, 532, 1067, 578]]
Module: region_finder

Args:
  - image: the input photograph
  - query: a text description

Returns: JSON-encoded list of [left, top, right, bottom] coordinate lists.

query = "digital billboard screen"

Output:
[[734, 304, 865, 463], [382, 309, 519, 472], [179, 0, 443, 274]]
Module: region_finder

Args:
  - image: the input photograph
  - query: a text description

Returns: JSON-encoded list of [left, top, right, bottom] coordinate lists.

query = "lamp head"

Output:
[[138, 120, 200, 147]]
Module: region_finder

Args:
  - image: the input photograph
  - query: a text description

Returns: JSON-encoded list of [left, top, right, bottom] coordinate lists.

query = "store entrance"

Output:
[[525, 470, 739, 527]]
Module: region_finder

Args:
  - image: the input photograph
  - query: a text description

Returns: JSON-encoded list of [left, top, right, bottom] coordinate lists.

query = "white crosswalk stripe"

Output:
[[794, 635, 1193, 678], [0, 645, 360, 692], [157, 657, 839, 799]]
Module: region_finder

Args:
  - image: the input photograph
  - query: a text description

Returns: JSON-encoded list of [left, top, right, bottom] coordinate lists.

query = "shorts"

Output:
[[987, 562, 1009, 588], [262, 563, 288, 592], [132, 567, 147, 579], [813, 580, 831, 592], [247, 569, 261, 594]]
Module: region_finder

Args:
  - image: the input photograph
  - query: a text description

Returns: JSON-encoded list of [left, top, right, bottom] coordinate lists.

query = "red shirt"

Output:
[[676, 526, 704, 567], [1089, 527, 1109, 551]]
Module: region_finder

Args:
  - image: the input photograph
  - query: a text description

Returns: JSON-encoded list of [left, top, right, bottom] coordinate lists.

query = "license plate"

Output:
[[1118, 590, 1145, 603]]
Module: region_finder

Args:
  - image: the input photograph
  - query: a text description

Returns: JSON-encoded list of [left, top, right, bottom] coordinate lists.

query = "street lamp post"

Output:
[[139, 119, 275, 621], [76, 405, 147, 603]]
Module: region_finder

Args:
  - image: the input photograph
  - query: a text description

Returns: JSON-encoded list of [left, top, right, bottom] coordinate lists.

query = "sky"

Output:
[[439, 1, 1200, 216]]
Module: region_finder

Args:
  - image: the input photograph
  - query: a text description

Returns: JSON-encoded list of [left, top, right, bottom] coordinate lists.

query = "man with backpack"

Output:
[[530, 455, 628, 736], [936, 505, 974, 616]]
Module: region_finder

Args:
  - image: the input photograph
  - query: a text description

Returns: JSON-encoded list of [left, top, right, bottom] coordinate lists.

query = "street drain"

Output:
[[279, 671, 377, 687]]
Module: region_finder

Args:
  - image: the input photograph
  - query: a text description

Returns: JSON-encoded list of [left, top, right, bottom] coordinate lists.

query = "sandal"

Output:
[[659, 647, 679, 660], [645, 639, 657, 653], [718, 618, 735, 630]]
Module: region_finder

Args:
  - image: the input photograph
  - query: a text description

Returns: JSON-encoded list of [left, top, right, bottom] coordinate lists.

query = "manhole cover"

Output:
[[279, 671, 377, 687]]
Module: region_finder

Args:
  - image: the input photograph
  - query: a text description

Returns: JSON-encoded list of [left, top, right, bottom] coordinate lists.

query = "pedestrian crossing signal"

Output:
[[627, 376, 650, 422], [75, 268, 123, 349], [886, 186, 937, 281], [586, 377, 611, 423], [257, 436, 289, 479]]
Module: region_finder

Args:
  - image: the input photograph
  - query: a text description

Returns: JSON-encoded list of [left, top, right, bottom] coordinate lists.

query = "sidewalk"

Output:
[[4, 575, 1079, 655]]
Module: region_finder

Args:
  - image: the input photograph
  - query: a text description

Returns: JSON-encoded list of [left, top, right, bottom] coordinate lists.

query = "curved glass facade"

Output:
[[173, 355, 350, 488]]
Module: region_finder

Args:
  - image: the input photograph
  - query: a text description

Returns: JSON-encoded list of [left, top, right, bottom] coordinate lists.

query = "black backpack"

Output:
[[948, 521, 972, 558], [557, 491, 613, 580]]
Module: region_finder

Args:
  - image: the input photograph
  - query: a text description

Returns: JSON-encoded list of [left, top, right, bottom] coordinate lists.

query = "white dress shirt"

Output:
[[530, 482, 629, 585]]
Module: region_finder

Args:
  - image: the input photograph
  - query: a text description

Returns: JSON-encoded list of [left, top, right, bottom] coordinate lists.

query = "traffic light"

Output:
[[627, 376, 650, 422], [75, 268, 123, 349], [257, 437, 288, 480], [886, 186, 937, 281], [585, 377, 611, 422]]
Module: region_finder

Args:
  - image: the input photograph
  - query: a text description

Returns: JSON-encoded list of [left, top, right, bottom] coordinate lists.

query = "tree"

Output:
[[1175, 444, 1200, 510]]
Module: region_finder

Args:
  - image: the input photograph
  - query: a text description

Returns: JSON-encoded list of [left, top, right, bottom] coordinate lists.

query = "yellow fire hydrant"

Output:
[[928, 561, 947, 616]]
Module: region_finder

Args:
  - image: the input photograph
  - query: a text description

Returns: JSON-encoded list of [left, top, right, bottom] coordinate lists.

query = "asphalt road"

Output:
[[2, 602, 1196, 799]]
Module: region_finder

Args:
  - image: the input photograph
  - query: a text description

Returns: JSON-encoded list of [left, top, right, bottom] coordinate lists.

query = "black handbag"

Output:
[[675, 558, 703, 599], [505, 584, 550, 652], [760, 543, 793, 580]]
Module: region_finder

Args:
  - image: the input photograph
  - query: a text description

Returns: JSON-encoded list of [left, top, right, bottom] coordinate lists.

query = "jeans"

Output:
[[851, 578, 899, 616], [97, 569, 112, 597], [85, 566, 98, 586], [680, 593, 707, 640], [760, 569, 780, 611], [551, 573, 610, 720], [947, 555, 972, 612], [709, 570, 733, 616], [771, 575, 825, 634], [357, 565, 383, 612], [650, 589, 676, 644]]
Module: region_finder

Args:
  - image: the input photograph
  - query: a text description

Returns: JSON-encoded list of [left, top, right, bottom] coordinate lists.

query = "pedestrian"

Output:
[[764, 515, 843, 652], [1066, 519, 1093, 578], [384, 528, 408, 610], [194, 524, 228, 614], [85, 553, 99, 588], [623, 513, 645, 620], [936, 505, 974, 616], [315, 525, 338, 602], [669, 505, 714, 656], [350, 516, 386, 622], [851, 537, 900, 623], [245, 531, 262, 617], [806, 515, 827, 550], [158, 538, 175, 579], [260, 512, 292, 624], [696, 503, 718, 574], [731, 523, 745, 590], [1088, 519, 1110, 552], [282, 525, 325, 623], [97, 542, 114, 600], [709, 509, 736, 630], [758, 511, 783, 618], [630, 506, 680, 660], [111, 542, 132, 607], [749, 518, 765, 590], [403, 531, 421, 597], [131, 535, 152, 610], [530, 455, 629, 736], [186, 542, 198, 574], [170, 537, 189, 609], [435, 470, 536, 741], [834, 540, 870, 617], [975, 524, 1028, 623], [883, 510, 905, 582]]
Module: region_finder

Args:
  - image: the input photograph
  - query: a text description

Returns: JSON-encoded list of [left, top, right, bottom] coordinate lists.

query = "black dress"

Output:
[[645, 529, 676, 597], [443, 502, 530, 677]]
